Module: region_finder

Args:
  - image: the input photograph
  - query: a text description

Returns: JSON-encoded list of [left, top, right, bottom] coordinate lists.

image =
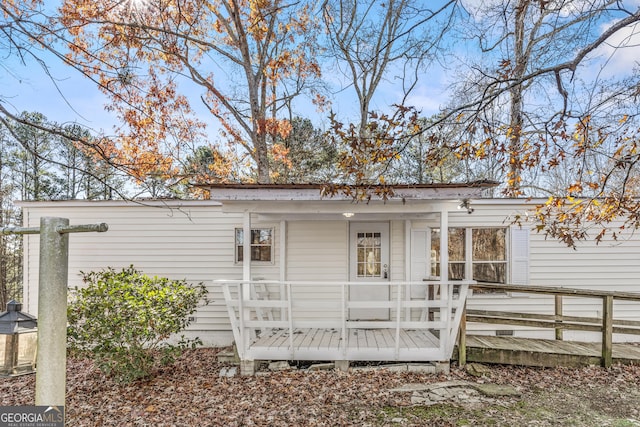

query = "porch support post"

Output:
[[439, 208, 449, 357], [439, 208, 448, 283], [280, 220, 287, 321], [242, 211, 251, 286], [279, 220, 286, 281], [241, 211, 252, 360], [404, 220, 411, 322]]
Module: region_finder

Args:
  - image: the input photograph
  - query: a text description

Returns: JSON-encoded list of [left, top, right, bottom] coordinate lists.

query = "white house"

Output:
[[17, 183, 640, 370]]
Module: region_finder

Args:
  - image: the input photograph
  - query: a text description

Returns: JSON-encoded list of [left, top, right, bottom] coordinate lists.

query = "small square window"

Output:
[[235, 228, 273, 263]]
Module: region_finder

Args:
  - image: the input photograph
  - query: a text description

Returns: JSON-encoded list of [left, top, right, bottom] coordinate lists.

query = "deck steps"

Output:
[[216, 345, 240, 365]]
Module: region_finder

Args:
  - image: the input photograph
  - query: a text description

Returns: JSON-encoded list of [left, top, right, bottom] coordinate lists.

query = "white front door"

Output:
[[349, 222, 390, 320]]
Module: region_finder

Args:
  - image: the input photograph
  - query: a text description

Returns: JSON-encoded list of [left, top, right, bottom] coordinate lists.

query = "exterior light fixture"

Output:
[[458, 199, 475, 215], [0, 301, 38, 376], [342, 212, 354, 218]]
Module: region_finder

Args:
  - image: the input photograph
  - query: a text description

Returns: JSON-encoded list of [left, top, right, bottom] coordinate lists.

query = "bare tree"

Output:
[[323, 0, 459, 134], [444, 0, 640, 243]]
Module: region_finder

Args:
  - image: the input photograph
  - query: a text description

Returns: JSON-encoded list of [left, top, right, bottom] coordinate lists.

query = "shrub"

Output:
[[67, 265, 208, 383]]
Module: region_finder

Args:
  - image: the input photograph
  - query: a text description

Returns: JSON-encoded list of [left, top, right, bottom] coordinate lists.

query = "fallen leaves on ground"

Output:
[[2, 348, 640, 426]]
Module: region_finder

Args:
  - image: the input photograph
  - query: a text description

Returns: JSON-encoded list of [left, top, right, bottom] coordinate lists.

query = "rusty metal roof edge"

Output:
[[196, 180, 499, 190]]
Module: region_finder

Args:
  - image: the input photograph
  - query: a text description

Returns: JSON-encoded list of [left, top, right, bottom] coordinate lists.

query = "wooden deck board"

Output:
[[247, 327, 444, 361], [381, 329, 396, 349], [355, 329, 366, 349], [459, 335, 640, 367], [365, 329, 378, 350], [318, 328, 336, 350], [299, 328, 319, 349], [414, 329, 440, 348], [396, 330, 415, 349], [257, 329, 286, 348], [329, 329, 342, 350]]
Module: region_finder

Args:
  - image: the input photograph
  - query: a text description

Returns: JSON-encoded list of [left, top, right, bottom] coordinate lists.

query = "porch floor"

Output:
[[245, 327, 446, 361]]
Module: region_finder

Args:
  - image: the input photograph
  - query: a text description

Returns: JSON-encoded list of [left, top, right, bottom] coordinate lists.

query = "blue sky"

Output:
[[4, 53, 120, 133], [3, 0, 640, 142], [2, 1, 456, 139], [5, 58, 442, 143]]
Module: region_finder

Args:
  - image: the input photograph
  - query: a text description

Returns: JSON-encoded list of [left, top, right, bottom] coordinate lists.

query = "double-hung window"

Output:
[[431, 227, 507, 284], [235, 228, 273, 263]]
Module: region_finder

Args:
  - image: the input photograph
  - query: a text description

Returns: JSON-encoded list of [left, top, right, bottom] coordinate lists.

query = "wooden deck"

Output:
[[456, 335, 640, 367], [221, 280, 472, 365], [246, 327, 445, 361]]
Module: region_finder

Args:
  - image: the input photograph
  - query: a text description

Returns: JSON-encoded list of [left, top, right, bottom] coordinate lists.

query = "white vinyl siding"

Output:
[[20, 198, 640, 346], [22, 201, 243, 346], [286, 221, 348, 281], [456, 201, 640, 341]]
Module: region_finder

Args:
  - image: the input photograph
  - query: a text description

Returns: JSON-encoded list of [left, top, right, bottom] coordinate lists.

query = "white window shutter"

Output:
[[510, 226, 530, 285]]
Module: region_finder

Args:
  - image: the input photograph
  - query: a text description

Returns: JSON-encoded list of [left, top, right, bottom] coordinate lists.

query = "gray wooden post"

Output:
[[35, 217, 69, 406], [602, 295, 614, 368], [555, 295, 563, 341], [2, 217, 108, 407], [458, 304, 467, 366]]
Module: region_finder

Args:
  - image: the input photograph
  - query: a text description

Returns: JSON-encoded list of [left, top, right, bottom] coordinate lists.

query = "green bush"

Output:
[[67, 265, 208, 383]]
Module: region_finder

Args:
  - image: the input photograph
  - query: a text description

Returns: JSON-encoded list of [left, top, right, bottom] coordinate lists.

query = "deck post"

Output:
[[395, 282, 402, 359], [439, 209, 449, 359], [280, 220, 287, 321], [242, 212, 252, 345], [240, 360, 256, 376], [602, 295, 613, 368], [555, 295, 563, 341], [458, 304, 467, 366], [335, 360, 349, 372], [287, 283, 294, 358], [341, 282, 347, 358], [238, 283, 246, 359]]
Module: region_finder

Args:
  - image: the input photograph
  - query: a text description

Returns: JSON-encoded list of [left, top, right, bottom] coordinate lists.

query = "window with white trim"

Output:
[[235, 228, 273, 263], [431, 227, 507, 283]]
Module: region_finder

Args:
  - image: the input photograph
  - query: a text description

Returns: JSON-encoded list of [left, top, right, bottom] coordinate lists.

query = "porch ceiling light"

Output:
[[342, 212, 355, 218], [458, 199, 474, 214]]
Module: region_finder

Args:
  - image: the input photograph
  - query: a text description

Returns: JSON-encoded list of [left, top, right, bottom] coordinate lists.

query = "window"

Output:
[[235, 228, 273, 263], [431, 227, 507, 283], [356, 232, 382, 277]]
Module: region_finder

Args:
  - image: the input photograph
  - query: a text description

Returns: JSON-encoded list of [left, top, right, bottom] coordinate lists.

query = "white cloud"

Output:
[[591, 18, 640, 77]]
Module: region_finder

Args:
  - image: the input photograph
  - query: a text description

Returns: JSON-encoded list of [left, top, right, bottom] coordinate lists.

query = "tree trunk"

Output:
[[508, 0, 528, 196]]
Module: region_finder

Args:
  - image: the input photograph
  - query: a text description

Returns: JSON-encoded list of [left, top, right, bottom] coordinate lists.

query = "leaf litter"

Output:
[[2, 348, 640, 426]]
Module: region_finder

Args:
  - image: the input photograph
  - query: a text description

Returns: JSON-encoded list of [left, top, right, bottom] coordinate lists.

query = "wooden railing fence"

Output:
[[458, 283, 640, 368]]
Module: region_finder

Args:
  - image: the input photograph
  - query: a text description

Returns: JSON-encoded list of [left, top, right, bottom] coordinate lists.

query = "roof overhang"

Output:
[[205, 182, 496, 201], [202, 182, 498, 216]]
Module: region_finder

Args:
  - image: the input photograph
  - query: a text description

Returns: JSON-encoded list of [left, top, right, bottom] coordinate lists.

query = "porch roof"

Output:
[[202, 181, 497, 202], [201, 182, 498, 216]]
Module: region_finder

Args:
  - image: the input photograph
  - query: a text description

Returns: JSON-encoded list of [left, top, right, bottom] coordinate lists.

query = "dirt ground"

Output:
[[1, 348, 640, 426]]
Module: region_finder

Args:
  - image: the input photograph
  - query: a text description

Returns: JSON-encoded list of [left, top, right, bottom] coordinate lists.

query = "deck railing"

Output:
[[459, 283, 640, 367], [220, 280, 474, 362]]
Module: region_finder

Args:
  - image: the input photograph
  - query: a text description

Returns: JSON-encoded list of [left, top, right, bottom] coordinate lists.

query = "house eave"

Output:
[[203, 182, 498, 203]]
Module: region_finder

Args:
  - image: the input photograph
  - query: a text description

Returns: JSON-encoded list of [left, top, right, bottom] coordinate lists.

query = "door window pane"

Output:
[[357, 232, 381, 277]]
